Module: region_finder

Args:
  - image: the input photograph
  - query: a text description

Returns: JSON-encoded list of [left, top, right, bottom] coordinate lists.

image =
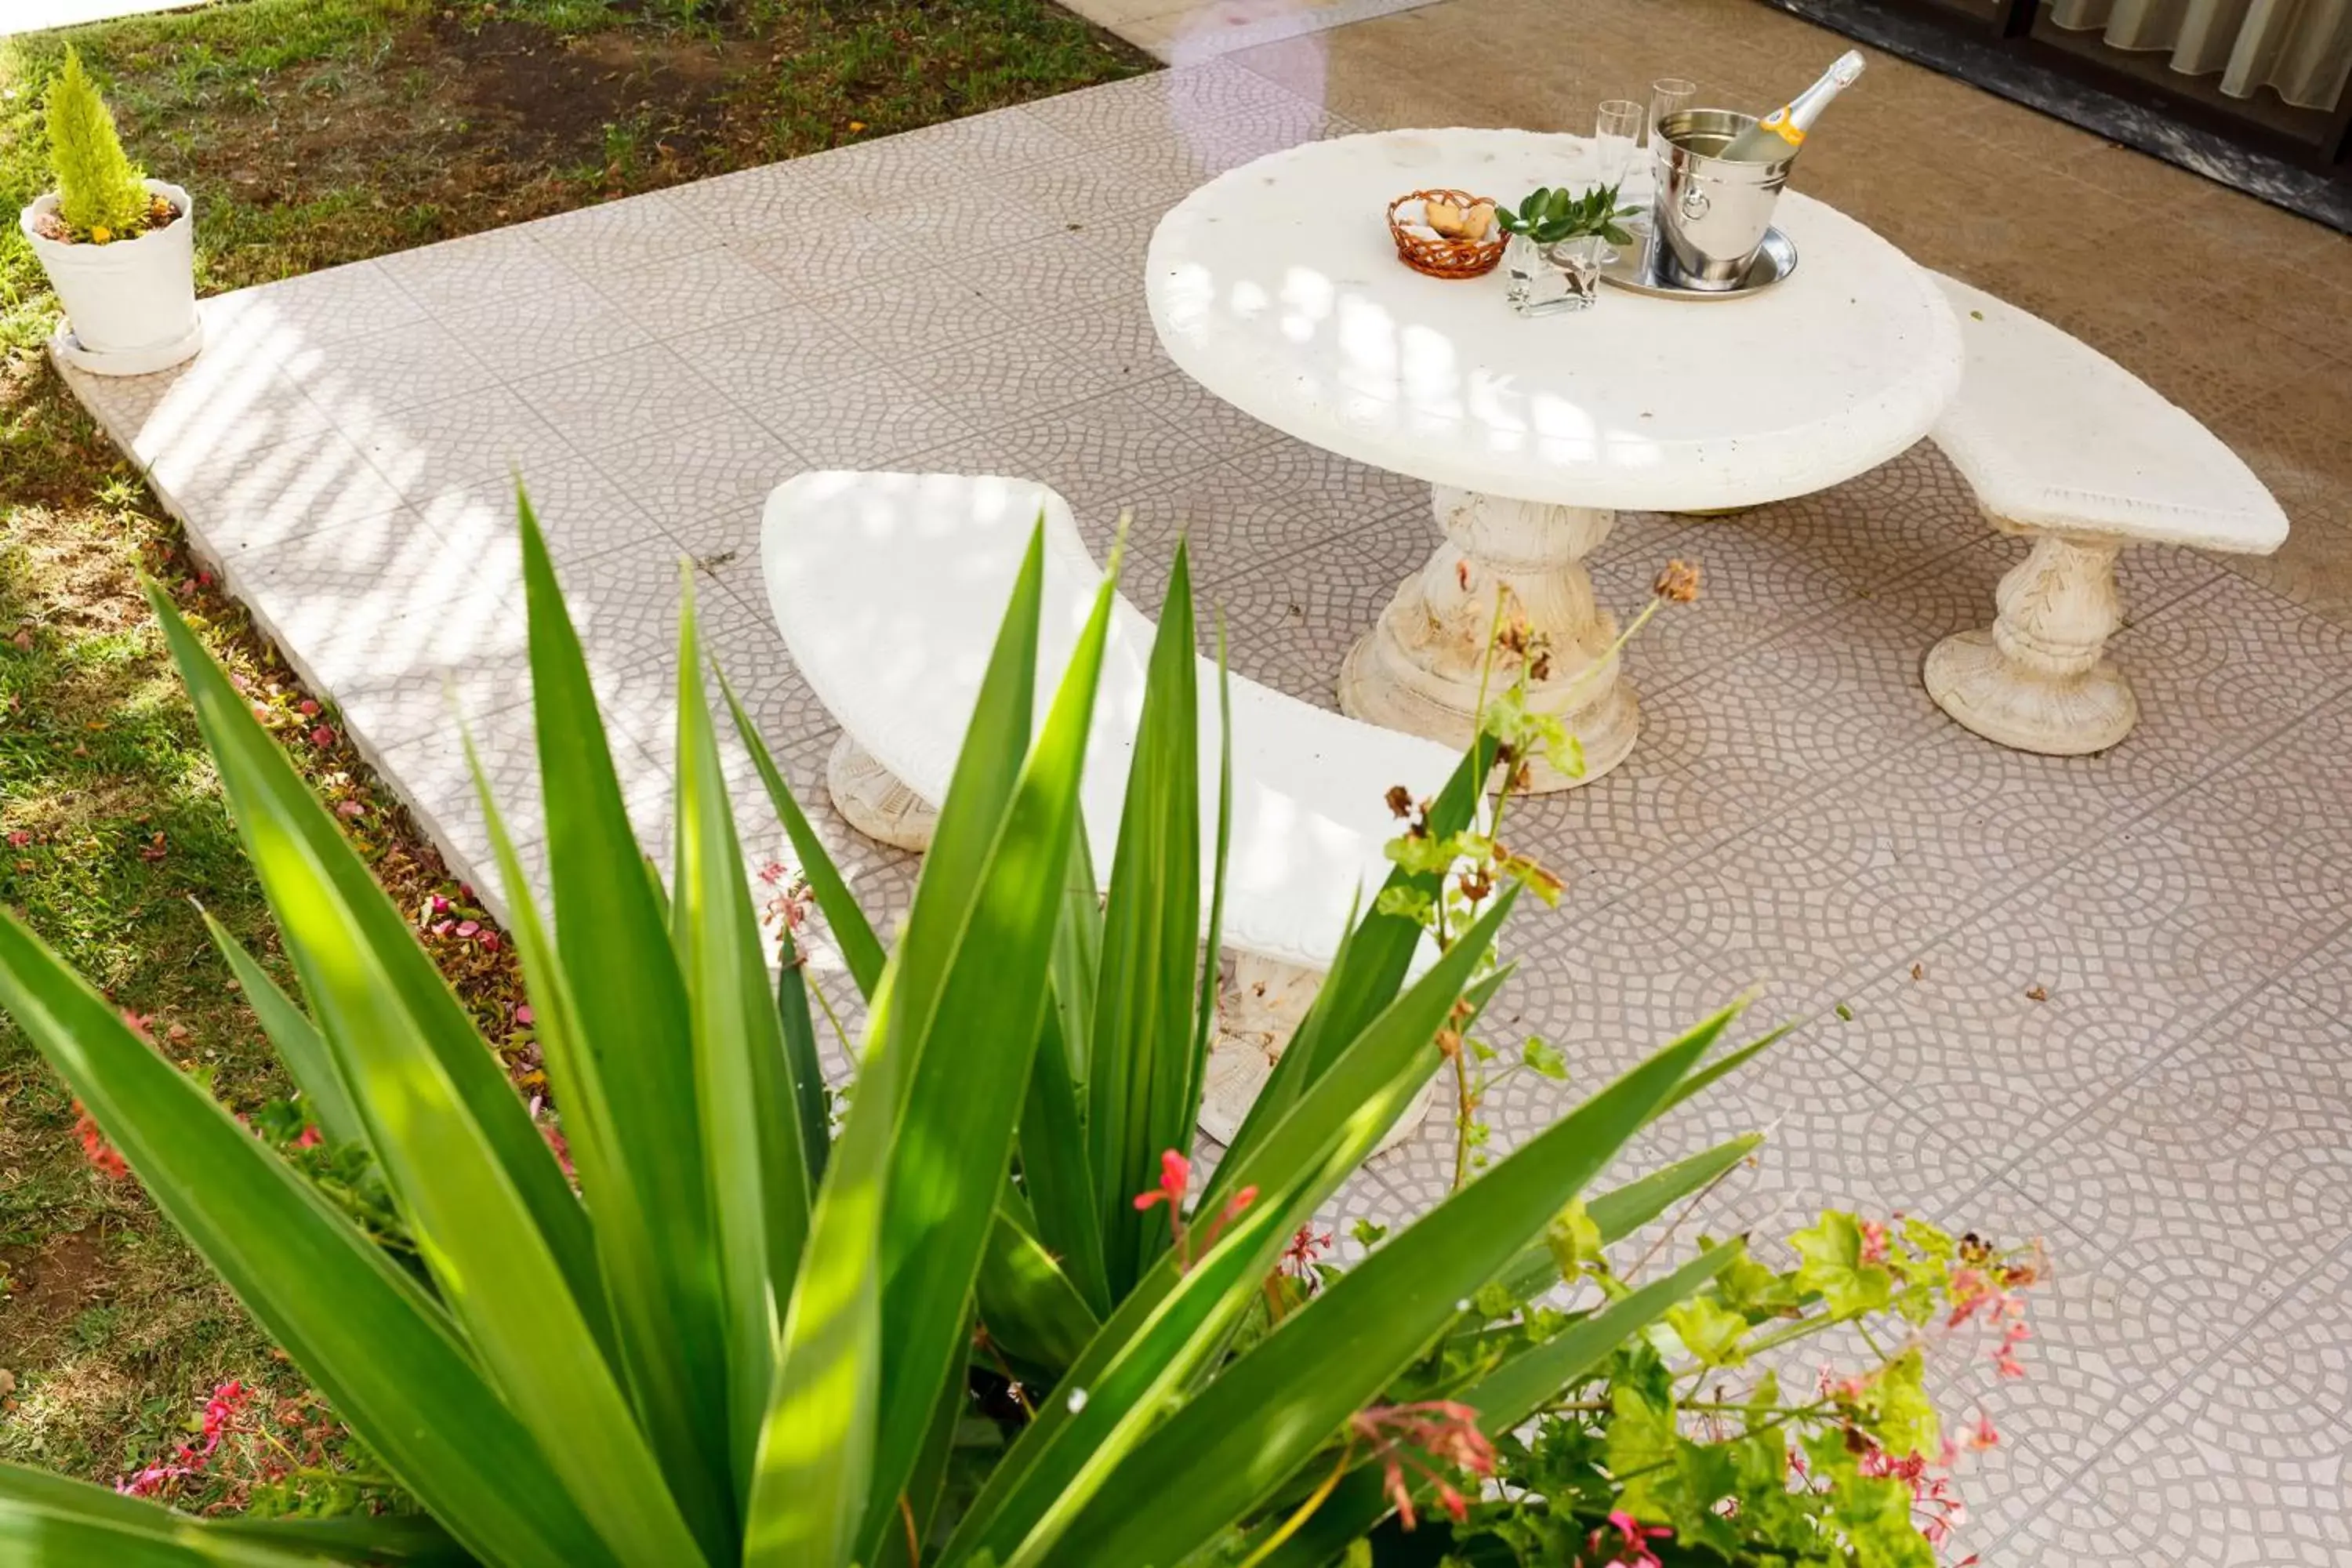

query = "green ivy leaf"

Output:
[[1665, 1296, 1750, 1367], [1521, 1036, 1567, 1080], [1873, 1349, 1940, 1461], [1544, 1198, 1604, 1281], [1792, 1210, 1893, 1318], [1383, 830, 1463, 877], [1603, 1385, 1678, 1520]]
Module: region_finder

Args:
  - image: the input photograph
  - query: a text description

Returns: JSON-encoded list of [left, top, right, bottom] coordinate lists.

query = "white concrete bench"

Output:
[[1922, 273, 2288, 755], [760, 470, 1460, 1148]]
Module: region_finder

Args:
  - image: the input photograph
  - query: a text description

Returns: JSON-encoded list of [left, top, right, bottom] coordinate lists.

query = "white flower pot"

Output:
[[19, 177, 202, 376]]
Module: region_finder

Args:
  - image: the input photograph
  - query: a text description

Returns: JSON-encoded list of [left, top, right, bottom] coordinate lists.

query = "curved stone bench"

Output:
[[1923, 273, 2289, 756], [760, 470, 1460, 1149]]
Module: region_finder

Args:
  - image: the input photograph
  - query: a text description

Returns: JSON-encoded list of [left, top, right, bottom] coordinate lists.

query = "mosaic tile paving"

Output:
[[58, 58, 2352, 1563]]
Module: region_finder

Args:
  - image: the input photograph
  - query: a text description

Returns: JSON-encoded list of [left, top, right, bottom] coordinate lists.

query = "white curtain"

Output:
[[2047, 0, 2352, 110]]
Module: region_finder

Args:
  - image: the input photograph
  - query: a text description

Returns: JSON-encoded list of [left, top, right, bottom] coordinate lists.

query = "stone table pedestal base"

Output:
[[1925, 529, 2137, 756], [1341, 487, 1638, 791]]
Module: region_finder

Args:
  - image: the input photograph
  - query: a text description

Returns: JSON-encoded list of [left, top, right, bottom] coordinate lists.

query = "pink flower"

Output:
[[5, 830, 27, 848], [1962, 1412, 1999, 1452], [297, 699, 319, 717], [454, 920, 480, 938], [307, 725, 335, 748], [1859, 1218, 1889, 1265], [514, 1004, 535, 1026], [430, 895, 451, 916], [1283, 1224, 1335, 1281], [292, 1126, 322, 1150], [334, 800, 365, 818], [479, 931, 500, 951], [1584, 1510, 1674, 1568]]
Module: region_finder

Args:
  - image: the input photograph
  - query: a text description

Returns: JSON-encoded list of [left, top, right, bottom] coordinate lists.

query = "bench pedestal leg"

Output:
[[826, 734, 938, 851], [1925, 530, 2138, 756], [1340, 486, 1638, 791], [1200, 953, 1435, 1157]]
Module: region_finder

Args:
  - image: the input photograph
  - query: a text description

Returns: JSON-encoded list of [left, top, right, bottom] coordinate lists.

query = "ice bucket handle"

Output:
[[1678, 184, 1711, 220]]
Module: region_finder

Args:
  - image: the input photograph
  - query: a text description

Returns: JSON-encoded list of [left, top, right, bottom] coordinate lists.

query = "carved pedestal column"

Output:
[[826, 733, 939, 851], [1339, 486, 1639, 791], [1199, 953, 1434, 1157], [1924, 528, 2137, 756]]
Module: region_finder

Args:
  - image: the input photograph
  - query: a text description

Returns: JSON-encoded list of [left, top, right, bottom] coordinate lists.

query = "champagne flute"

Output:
[[1592, 99, 1642, 261]]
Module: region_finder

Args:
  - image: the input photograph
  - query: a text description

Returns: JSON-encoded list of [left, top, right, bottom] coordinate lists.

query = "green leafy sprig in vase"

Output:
[[1497, 182, 1642, 249]]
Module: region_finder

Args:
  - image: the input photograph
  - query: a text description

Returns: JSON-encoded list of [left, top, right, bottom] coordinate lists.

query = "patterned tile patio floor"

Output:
[[59, 58, 2352, 1566]]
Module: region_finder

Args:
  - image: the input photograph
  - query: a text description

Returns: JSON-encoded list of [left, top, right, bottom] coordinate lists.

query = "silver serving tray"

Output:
[[1600, 226, 1798, 300]]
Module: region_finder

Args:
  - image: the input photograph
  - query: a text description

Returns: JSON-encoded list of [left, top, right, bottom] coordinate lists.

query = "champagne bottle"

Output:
[[1717, 49, 1866, 163]]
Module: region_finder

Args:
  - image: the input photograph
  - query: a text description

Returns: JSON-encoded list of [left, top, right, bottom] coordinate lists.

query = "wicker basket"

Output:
[[1387, 190, 1504, 279]]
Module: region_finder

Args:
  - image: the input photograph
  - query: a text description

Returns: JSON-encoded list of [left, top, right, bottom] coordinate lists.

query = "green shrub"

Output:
[[0, 493, 1885, 1566], [45, 46, 148, 238]]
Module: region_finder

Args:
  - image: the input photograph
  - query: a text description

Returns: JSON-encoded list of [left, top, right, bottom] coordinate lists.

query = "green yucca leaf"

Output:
[[1186, 617, 1234, 1159], [1016, 829, 1109, 1315], [673, 572, 813, 1501], [750, 521, 1057, 1566], [147, 583, 695, 1562], [720, 666, 886, 1001], [197, 910, 367, 1153], [1, 1457, 322, 1566], [0, 920, 612, 1568], [1241, 1243, 1745, 1567], [143, 582, 603, 1329], [204, 1510, 474, 1565], [1660, 1017, 1792, 1116], [1089, 541, 1202, 1294], [863, 565, 1118, 1557], [744, 963, 898, 1567], [949, 896, 1515, 1568], [775, 916, 834, 1189], [1016, 989, 1109, 1317], [976, 1195, 1102, 1377], [1038, 1006, 1738, 1566], [518, 497, 734, 1555]]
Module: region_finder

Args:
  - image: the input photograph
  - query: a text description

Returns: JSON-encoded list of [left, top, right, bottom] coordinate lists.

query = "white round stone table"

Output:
[[1146, 129, 1965, 787]]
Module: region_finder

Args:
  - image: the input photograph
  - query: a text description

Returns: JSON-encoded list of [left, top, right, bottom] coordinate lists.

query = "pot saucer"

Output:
[[49, 315, 205, 377]]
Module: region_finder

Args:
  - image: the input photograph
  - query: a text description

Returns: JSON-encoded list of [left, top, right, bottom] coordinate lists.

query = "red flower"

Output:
[[1134, 1149, 1190, 1214], [1133, 1151, 1254, 1271], [307, 725, 335, 748], [73, 1102, 129, 1181], [1351, 1401, 1496, 1533], [292, 1126, 323, 1150]]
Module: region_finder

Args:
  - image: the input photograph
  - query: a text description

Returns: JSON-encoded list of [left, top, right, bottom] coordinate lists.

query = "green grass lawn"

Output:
[[0, 0, 1147, 1511]]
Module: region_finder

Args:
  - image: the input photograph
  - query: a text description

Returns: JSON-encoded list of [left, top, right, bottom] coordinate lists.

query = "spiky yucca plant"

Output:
[[45, 46, 149, 238], [0, 495, 1769, 1566]]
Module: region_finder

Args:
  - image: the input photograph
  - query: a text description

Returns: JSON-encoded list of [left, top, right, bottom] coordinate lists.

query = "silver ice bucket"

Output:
[[1650, 108, 1793, 292]]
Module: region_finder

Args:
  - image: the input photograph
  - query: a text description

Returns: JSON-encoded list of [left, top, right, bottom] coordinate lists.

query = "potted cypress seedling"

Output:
[[17, 47, 201, 376]]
